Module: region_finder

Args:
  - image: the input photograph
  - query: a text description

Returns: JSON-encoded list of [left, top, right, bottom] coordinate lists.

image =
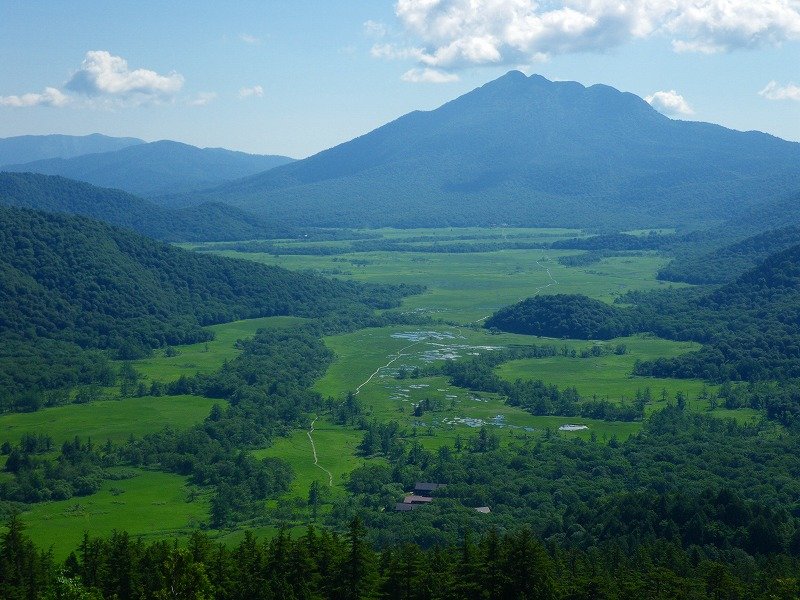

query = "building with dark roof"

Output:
[[413, 482, 445, 496]]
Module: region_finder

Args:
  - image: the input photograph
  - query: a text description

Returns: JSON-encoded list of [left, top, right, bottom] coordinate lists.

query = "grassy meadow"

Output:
[[23, 468, 208, 560], [0, 395, 218, 447], [14, 227, 759, 549], [131, 315, 307, 381]]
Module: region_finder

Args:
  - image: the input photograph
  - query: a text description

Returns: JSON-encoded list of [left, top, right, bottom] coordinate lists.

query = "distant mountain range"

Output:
[[0, 172, 286, 241], [2, 139, 294, 197], [178, 71, 800, 230], [0, 133, 143, 166]]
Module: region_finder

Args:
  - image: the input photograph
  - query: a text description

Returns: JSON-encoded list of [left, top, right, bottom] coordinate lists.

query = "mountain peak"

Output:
[[186, 71, 800, 231]]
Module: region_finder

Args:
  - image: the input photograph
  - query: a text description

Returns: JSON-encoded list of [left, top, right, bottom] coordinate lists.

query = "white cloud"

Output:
[[239, 33, 261, 45], [364, 20, 388, 38], [380, 0, 800, 74], [0, 87, 69, 108], [645, 89, 694, 116], [759, 80, 800, 101], [189, 92, 218, 106], [238, 85, 264, 99], [65, 50, 184, 102], [401, 67, 460, 83]]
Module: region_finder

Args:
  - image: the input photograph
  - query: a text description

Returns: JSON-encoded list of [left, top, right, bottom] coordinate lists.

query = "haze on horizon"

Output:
[[1, 0, 799, 158]]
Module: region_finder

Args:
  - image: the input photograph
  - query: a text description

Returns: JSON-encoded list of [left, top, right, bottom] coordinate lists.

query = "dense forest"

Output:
[[6, 511, 800, 599], [7, 409, 800, 599], [488, 243, 800, 382], [658, 226, 800, 284], [339, 408, 800, 555], [485, 294, 635, 339], [0, 172, 288, 241], [0, 206, 420, 409]]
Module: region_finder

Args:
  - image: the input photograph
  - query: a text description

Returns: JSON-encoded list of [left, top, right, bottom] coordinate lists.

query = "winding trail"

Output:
[[307, 416, 333, 487], [354, 340, 424, 395], [306, 340, 425, 488], [534, 257, 559, 293], [515, 256, 560, 302], [473, 257, 560, 324]]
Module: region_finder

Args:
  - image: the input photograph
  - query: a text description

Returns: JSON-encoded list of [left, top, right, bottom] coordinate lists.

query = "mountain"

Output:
[[183, 71, 800, 229], [3, 140, 295, 197], [0, 172, 287, 241], [0, 133, 143, 166], [658, 226, 800, 284]]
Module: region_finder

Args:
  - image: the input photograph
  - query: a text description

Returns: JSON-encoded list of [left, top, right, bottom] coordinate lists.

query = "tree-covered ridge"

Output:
[[488, 243, 800, 381], [0, 172, 287, 241], [0, 205, 420, 402], [658, 226, 800, 284], [635, 243, 800, 381], [0, 205, 406, 350], [485, 294, 634, 339]]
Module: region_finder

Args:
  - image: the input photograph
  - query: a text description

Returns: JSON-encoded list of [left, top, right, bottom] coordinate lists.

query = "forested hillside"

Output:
[[181, 71, 800, 230], [0, 172, 286, 241], [3, 140, 294, 197], [0, 206, 417, 406], [485, 294, 634, 339], [489, 244, 800, 381], [658, 226, 800, 284]]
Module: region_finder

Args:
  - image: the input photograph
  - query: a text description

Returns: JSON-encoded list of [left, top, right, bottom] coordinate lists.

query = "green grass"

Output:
[[21, 469, 208, 560], [19, 228, 766, 551], [205, 249, 684, 325], [0, 395, 218, 446], [254, 419, 372, 498], [4, 316, 313, 554], [131, 316, 306, 381], [315, 324, 664, 438], [190, 227, 680, 324], [496, 334, 711, 403]]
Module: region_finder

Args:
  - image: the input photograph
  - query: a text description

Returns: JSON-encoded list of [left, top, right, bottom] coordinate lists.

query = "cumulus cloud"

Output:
[[379, 0, 800, 73], [645, 90, 694, 116], [759, 80, 800, 101], [0, 87, 69, 108], [65, 50, 184, 102], [401, 67, 460, 83], [239, 33, 261, 45], [238, 85, 264, 99]]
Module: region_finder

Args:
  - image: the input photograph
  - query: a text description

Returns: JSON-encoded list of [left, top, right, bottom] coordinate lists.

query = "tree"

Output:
[[340, 517, 378, 600]]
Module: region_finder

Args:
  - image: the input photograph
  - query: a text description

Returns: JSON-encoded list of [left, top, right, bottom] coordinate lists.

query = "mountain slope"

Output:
[[0, 205, 414, 401], [186, 71, 800, 229], [0, 172, 286, 241], [0, 133, 143, 166], [658, 226, 800, 284], [3, 140, 294, 197]]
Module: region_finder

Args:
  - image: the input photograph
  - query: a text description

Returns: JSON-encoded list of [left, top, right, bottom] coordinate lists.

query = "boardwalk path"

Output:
[[307, 416, 333, 487], [307, 339, 424, 487]]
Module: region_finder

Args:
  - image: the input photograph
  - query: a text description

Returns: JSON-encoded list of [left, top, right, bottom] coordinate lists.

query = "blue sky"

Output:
[[1, 0, 799, 158]]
